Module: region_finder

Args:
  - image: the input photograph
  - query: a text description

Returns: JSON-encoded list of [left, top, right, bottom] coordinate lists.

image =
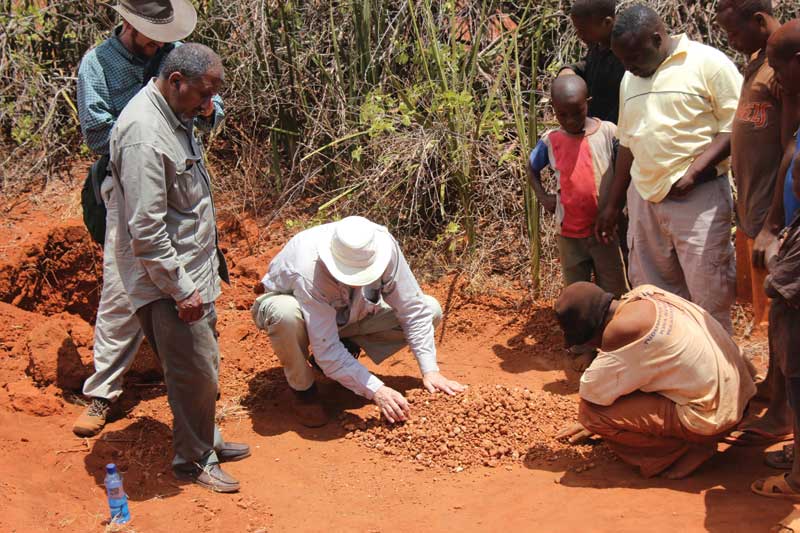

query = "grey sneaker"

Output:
[[173, 462, 240, 493]]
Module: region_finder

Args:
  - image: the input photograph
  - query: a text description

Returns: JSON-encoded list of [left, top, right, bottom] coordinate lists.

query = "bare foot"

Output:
[[661, 445, 717, 480]]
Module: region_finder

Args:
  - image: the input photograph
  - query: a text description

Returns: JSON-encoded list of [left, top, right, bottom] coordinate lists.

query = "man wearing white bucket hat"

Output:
[[74, 0, 224, 437], [252, 216, 466, 427]]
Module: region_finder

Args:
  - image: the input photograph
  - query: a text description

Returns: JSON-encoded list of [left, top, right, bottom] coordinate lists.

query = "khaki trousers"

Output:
[[251, 293, 442, 391], [627, 178, 736, 333], [82, 178, 146, 402], [578, 392, 723, 478], [557, 235, 629, 297]]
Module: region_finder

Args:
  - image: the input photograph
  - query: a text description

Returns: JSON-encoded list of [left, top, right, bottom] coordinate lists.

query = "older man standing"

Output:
[[74, 0, 223, 437], [595, 5, 743, 332], [252, 216, 466, 427], [555, 282, 757, 479], [110, 43, 247, 493]]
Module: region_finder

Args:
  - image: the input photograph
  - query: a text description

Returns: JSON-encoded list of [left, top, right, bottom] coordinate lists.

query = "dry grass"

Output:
[[3, 0, 799, 296]]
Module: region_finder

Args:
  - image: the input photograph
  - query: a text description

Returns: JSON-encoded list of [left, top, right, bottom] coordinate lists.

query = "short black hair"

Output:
[[159, 43, 223, 81], [570, 0, 616, 20], [612, 4, 662, 41], [716, 0, 773, 17]]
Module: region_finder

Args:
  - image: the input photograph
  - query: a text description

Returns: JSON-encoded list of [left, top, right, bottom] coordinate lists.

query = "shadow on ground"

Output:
[[84, 416, 183, 502], [523, 439, 793, 533], [242, 366, 421, 440]]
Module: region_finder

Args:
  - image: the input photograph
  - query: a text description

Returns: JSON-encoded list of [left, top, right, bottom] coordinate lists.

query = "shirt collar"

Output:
[[108, 25, 146, 66], [663, 34, 690, 65], [145, 79, 185, 132]]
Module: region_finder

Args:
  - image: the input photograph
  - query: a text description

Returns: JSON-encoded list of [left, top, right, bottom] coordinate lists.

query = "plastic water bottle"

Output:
[[104, 463, 131, 524]]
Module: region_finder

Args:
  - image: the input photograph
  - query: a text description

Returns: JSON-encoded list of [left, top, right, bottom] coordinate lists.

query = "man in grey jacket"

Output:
[[110, 43, 247, 493], [252, 216, 466, 427]]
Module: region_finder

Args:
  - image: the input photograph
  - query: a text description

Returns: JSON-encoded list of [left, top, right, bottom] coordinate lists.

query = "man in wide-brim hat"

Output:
[[251, 216, 467, 427], [74, 0, 224, 438]]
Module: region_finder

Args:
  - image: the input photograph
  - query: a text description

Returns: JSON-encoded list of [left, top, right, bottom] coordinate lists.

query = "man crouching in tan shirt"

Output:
[[555, 282, 757, 479]]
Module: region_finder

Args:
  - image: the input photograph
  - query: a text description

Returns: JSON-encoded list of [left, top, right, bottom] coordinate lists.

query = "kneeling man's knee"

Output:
[[423, 295, 442, 326], [252, 294, 303, 332]]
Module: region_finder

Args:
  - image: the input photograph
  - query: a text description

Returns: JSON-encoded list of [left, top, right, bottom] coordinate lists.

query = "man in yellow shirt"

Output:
[[595, 5, 743, 333]]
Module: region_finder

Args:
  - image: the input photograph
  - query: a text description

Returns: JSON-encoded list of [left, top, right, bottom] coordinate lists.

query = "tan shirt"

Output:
[[732, 50, 784, 238], [110, 80, 227, 310], [617, 35, 742, 203], [580, 285, 756, 436]]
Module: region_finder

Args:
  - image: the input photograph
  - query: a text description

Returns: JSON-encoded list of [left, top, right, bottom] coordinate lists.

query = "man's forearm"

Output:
[[604, 145, 633, 213], [687, 132, 731, 179]]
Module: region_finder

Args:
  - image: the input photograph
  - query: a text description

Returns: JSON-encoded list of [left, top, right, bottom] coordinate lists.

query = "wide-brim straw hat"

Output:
[[318, 217, 394, 287], [109, 0, 197, 43]]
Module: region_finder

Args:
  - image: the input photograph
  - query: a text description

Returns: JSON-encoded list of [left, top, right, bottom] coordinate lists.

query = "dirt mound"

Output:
[[4, 380, 64, 416], [21, 320, 91, 390], [0, 223, 102, 322], [342, 385, 608, 472]]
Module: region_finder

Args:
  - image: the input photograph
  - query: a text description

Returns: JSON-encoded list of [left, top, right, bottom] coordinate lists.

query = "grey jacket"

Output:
[[110, 80, 228, 310]]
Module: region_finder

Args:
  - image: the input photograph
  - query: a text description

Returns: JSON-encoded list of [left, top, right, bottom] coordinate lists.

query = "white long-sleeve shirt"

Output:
[[261, 222, 439, 399]]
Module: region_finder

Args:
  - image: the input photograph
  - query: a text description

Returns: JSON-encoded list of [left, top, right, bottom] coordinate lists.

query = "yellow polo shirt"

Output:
[[617, 34, 743, 203]]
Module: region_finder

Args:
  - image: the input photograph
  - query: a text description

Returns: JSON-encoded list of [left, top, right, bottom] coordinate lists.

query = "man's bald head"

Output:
[[767, 19, 800, 95], [611, 5, 672, 78]]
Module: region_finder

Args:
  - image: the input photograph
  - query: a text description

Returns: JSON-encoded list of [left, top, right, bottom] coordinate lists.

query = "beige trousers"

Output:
[[251, 293, 442, 391], [626, 177, 736, 333]]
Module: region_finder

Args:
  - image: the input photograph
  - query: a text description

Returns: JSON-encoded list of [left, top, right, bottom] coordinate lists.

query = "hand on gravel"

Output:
[[373, 386, 410, 424], [422, 371, 467, 396], [556, 422, 594, 445]]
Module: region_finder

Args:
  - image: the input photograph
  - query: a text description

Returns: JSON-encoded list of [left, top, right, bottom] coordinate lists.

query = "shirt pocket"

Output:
[[171, 160, 205, 211]]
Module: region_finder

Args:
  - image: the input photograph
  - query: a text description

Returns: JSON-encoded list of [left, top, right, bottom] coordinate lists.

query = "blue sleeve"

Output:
[[528, 139, 550, 173]]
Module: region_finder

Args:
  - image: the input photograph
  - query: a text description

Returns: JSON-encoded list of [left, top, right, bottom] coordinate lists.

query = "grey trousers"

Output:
[[627, 177, 736, 333], [251, 293, 442, 392], [82, 179, 145, 402], [136, 299, 223, 467]]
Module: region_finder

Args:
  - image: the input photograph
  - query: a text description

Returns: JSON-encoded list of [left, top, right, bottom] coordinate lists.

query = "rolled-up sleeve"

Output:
[[382, 243, 439, 375], [295, 284, 384, 399], [117, 143, 197, 301], [77, 55, 115, 155], [708, 61, 743, 134]]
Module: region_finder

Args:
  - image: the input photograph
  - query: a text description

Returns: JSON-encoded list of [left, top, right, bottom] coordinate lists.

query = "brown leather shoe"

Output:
[[217, 441, 251, 463], [72, 398, 111, 437], [173, 462, 240, 493], [291, 384, 329, 428]]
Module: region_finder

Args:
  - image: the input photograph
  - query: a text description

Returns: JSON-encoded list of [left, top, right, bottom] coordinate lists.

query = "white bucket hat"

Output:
[[318, 217, 394, 287], [109, 0, 197, 43]]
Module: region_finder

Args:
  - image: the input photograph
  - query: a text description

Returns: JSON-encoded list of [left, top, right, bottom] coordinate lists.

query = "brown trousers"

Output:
[[735, 231, 770, 331], [578, 392, 723, 478]]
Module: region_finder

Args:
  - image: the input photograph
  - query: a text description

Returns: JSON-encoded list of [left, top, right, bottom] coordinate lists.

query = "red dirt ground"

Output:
[[0, 184, 791, 533]]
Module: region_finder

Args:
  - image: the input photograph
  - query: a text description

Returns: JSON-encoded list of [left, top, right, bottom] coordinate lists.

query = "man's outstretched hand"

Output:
[[556, 422, 595, 445], [422, 371, 467, 396], [373, 385, 410, 424]]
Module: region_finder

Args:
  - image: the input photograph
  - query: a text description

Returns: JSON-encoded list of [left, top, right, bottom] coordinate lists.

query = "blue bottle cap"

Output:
[[106, 463, 117, 475]]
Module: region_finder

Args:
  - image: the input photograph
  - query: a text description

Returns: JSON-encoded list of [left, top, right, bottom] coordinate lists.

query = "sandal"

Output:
[[766, 444, 795, 470], [724, 428, 793, 446], [772, 508, 800, 533], [752, 474, 800, 501]]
